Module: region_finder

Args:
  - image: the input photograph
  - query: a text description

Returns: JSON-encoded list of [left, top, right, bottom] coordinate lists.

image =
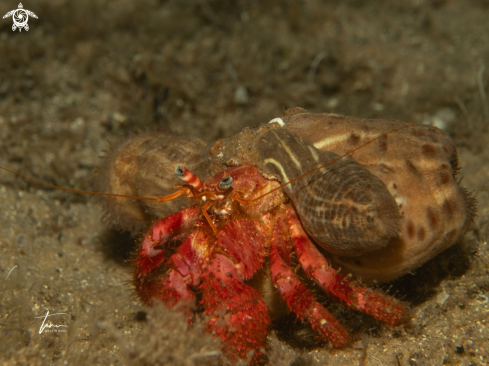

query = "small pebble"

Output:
[[455, 345, 464, 354], [436, 292, 450, 306]]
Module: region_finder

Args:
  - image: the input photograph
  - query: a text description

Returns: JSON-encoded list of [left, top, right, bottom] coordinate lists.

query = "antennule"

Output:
[[174, 166, 203, 191], [0, 166, 162, 202]]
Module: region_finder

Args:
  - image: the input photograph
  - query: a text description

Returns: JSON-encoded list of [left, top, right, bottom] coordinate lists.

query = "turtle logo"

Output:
[[2, 3, 38, 32]]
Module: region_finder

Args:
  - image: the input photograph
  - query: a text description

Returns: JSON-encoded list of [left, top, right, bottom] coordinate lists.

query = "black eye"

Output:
[[175, 166, 185, 179], [219, 176, 233, 189]]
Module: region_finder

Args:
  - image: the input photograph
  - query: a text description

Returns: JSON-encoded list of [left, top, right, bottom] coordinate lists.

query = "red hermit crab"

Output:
[[133, 162, 403, 362], [105, 108, 474, 363]]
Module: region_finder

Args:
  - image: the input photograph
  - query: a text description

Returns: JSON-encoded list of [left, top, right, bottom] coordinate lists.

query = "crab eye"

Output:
[[219, 176, 233, 189], [174, 166, 184, 179]]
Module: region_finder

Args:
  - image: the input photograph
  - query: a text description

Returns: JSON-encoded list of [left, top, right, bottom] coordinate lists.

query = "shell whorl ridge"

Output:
[[257, 128, 403, 257]]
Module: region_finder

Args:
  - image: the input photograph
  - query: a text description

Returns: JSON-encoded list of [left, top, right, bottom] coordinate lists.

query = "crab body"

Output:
[[134, 163, 404, 362]]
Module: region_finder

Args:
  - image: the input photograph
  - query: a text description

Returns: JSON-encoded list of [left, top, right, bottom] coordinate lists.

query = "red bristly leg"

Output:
[[200, 253, 270, 364], [135, 205, 200, 303], [156, 229, 208, 315], [162, 230, 207, 303], [286, 208, 404, 325], [270, 217, 348, 347], [136, 205, 200, 276]]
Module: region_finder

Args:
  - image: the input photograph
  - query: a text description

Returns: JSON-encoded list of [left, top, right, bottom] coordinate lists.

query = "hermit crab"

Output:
[[95, 107, 475, 363]]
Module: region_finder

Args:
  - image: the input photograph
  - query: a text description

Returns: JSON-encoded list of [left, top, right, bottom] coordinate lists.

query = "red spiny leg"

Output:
[[216, 219, 267, 279], [286, 208, 404, 326], [200, 253, 270, 364], [158, 269, 196, 310], [270, 217, 348, 347], [135, 206, 200, 303]]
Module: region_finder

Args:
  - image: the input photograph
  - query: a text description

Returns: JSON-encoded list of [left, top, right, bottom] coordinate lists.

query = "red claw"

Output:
[[200, 253, 270, 364]]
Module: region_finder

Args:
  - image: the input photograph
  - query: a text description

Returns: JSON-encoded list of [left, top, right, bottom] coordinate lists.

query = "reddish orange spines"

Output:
[[158, 270, 196, 310], [349, 286, 405, 326], [270, 217, 348, 348], [309, 304, 348, 348], [200, 254, 270, 363], [136, 233, 166, 276], [216, 220, 267, 278], [287, 209, 352, 303]]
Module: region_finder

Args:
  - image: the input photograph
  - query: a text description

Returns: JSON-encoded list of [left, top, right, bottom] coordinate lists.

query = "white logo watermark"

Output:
[[34, 311, 69, 334], [2, 3, 38, 32]]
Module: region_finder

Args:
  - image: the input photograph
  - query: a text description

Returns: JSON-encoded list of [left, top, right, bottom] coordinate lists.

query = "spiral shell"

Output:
[[96, 132, 206, 234], [257, 127, 402, 257]]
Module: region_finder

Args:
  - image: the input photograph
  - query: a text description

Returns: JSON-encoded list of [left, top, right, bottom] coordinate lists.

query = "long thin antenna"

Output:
[[0, 166, 161, 202]]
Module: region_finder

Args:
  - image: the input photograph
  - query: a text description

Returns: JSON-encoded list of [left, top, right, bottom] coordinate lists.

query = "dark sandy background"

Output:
[[0, 1, 488, 365]]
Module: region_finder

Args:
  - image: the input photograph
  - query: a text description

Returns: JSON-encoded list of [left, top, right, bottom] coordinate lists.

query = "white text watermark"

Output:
[[34, 311, 69, 334]]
